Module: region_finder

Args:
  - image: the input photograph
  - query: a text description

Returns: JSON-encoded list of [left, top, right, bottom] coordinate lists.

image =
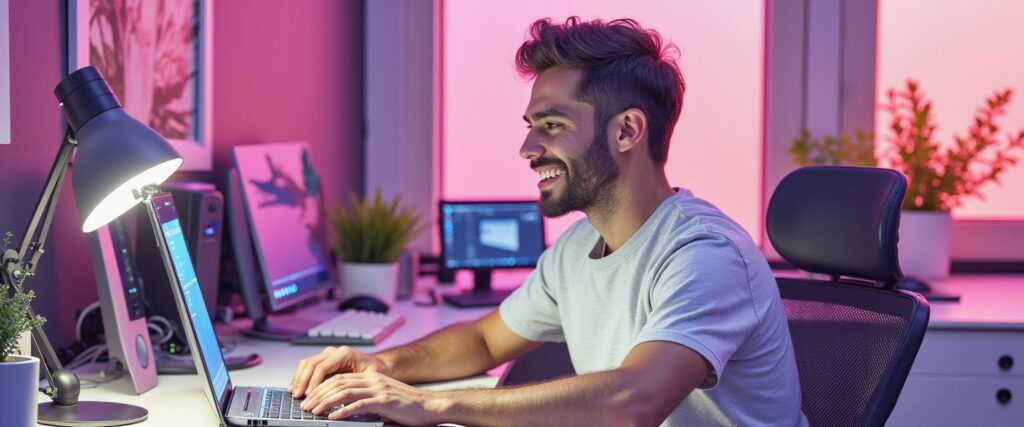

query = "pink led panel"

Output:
[[878, 0, 1024, 220], [442, 0, 766, 244]]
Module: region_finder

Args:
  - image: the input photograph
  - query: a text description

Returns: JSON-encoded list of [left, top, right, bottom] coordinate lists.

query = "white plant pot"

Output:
[[338, 262, 399, 306], [898, 210, 952, 280], [0, 355, 39, 426]]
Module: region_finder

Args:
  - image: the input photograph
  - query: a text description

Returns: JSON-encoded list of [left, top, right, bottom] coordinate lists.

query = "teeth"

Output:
[[539, 169, 565, 181]]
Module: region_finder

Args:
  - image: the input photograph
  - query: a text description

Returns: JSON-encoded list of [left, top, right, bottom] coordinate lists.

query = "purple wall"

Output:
[[0, 0, 364, 347]]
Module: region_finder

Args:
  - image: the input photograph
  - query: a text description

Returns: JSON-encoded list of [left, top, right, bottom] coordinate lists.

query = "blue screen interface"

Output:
[[441, 202, 545, 269], [155, 196, 229, 401]]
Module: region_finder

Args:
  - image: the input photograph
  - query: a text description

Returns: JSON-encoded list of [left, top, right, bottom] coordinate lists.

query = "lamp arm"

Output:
[[1, 127, 82, 405], [15, 128, 77, 276]]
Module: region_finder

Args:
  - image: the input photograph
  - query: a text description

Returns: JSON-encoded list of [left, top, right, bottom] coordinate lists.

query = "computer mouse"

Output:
[[338, 295, 390, 313], [895, 276, 932, 294]]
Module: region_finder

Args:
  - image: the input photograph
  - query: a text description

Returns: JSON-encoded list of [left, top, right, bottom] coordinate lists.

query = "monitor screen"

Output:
[[232, 142, 332, 311], [153, 194, 230, 404], [440, 201, 545, 270]]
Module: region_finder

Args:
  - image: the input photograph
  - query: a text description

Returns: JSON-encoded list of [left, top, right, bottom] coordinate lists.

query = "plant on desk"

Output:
[[330, 189, 424, 306], [0, 231, 47, 423]]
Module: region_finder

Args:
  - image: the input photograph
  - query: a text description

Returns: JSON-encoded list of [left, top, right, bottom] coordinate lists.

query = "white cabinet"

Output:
[[887, 276, 1024, 427]]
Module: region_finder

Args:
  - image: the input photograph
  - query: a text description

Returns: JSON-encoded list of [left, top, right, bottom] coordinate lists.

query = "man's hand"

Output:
[[288, 346, 390, 398], [300, 372, 452, 426]]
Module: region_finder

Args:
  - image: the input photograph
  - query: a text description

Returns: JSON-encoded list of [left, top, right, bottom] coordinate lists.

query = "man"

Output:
[[289, 17, 807, 426]]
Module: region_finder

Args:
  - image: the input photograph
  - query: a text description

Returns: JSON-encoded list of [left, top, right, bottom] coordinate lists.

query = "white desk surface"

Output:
[[51, 289, 501, 427], [41, 272, 1024, 426], [924, 274, 1024, 331]]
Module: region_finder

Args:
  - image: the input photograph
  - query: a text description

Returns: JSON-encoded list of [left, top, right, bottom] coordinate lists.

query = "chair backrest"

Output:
[[497, 342, 575, 387], [767, 166, 930, 427]]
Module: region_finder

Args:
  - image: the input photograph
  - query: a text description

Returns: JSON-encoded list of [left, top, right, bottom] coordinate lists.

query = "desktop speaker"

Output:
[[87, 220, 158, 394], [137, 182, 224, 334]]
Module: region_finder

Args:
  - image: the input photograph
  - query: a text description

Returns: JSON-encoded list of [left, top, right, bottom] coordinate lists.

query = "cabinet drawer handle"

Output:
[[996, 388, 1012, 405], [998, 355, 1014, 371]]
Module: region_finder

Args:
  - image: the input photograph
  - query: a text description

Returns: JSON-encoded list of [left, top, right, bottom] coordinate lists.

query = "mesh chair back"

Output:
[[768, 167, 929, 427], [780, 278, 926, 426]]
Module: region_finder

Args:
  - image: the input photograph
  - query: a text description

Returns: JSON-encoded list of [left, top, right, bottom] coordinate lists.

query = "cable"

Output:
[[147, 315, 175, 345], [78, 366, 126, 389], [65, 344, 107, 370], [74, 301, 101, 342]]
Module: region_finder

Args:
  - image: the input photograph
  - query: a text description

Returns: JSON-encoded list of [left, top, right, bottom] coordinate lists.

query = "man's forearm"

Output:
[[374, 320, 498, 384], [435, 368, 663, 427]]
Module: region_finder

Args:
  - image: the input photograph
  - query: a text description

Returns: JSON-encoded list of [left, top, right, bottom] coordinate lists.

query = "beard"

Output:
[[536, 128, 621, 217]]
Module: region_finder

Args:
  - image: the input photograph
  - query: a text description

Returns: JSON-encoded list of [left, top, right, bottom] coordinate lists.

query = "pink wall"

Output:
[[0, 0, 364, 347], [202, 0, 364, 211], [2, 0, 89, 346], [442, 0, 765, 244], [877, 0, 1024, 220]]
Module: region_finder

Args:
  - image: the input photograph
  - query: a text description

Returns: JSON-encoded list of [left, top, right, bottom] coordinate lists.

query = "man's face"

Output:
[[520, 67, 621, 217]]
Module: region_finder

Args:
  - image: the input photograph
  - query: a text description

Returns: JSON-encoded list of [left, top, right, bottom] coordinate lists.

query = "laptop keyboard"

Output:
[[261, 389, 337, 420]]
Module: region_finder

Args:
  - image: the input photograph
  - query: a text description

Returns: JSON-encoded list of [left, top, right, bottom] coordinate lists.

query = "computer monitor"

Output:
[[439, 200, 546, 307], [229, 142, 333, 339]]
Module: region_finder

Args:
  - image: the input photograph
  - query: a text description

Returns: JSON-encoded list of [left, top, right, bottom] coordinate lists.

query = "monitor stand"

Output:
[[442, 270, 515, 308], [240, 315, 303, 341]]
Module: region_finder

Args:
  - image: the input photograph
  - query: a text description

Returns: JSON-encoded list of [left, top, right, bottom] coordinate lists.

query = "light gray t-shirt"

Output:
[[499, 189, 807, 426]]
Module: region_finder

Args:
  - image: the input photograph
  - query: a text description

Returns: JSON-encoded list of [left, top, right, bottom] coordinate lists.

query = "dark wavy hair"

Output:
[[515, 17, 685, 164]]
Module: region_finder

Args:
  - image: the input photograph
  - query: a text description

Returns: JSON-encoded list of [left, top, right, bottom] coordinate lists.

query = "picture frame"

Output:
[[68, 0, 213, 170], [1, 0, 10, 145]]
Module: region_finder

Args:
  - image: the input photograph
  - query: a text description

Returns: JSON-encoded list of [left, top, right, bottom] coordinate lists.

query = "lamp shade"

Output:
[[55, 66, 183, 232]]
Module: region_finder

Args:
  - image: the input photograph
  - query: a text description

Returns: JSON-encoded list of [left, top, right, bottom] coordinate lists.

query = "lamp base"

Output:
[[38, 401, 147, 426]]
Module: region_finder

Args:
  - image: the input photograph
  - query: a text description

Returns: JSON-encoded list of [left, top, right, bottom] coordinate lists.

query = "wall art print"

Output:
[[69, 0, 212, 170]]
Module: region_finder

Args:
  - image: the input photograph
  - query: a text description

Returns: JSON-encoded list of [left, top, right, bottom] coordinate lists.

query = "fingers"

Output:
[[310, 387, 377, 415], [290, 347, 334, 398], [329, 397, 388, 420], [302, 376, 371, 410], [306, 347, 357, 395]]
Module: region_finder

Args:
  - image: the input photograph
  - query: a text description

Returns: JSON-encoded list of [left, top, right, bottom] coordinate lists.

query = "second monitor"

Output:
[[440, 200, 546, 307]]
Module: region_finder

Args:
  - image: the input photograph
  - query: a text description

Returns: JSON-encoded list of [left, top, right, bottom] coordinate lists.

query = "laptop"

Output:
[[146, 192, 383, 426]]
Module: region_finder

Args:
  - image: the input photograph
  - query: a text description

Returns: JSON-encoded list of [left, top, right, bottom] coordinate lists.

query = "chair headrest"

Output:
[[767, 166, 906, 284]]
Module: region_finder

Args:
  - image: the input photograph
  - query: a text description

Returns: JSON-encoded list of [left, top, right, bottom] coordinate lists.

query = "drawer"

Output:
[[888, 375, 1023, 427], [910, 330, 1024, 376]]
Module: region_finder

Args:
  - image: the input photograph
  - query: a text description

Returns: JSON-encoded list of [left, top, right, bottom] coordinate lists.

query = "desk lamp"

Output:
[[0, 66, 182, 426]]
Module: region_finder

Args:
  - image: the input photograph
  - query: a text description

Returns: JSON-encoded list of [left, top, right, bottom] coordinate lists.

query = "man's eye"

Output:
[[545, 122, 564, 130]]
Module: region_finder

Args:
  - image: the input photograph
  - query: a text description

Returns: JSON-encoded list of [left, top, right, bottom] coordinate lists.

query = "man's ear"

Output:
[[611, 108, 648, 153]]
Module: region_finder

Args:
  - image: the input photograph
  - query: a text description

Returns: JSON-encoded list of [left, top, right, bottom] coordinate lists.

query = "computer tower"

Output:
[[137, 182, 224, 326]]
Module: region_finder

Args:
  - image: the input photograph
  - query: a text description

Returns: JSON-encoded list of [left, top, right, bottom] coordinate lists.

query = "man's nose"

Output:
[[519, 133, 544, 160]]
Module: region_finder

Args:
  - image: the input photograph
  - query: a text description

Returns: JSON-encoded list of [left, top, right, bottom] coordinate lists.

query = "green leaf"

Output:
[[329, 188, 425, 263]]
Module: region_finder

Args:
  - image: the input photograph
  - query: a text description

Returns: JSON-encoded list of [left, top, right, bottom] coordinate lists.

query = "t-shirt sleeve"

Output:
[[499, 250, 565, 342], [634, 232, 759, 389]]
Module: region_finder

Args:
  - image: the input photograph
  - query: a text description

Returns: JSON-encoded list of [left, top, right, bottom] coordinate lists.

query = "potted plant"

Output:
[[788, 128, 877, 168], [0, 241, 47, 425], [330, 190, 424, 306], [879, 80, 1024, 278]]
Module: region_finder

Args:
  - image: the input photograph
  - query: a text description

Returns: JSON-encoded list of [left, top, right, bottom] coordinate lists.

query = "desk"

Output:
[[887, 275, 1024, 426], [43, 297, 500, 426]]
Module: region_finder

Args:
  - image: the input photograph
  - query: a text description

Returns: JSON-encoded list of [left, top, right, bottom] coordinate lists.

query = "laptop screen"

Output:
[[152, 193, 230, 403]]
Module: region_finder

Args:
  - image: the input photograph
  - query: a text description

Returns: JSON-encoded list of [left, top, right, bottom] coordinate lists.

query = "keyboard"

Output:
[[261, 388, 335, 420], [290, 310, 405, 346]]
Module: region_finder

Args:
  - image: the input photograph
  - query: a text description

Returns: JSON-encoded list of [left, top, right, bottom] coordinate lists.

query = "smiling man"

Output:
[[289, 17, 807, 426]]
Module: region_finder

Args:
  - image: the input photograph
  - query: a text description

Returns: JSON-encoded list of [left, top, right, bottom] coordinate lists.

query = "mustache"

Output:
[[530, 157, 568, 170]]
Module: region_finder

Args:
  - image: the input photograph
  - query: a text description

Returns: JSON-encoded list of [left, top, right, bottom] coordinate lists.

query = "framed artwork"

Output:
[[68, 0, 213, 170], [1, 0, 10, 145]]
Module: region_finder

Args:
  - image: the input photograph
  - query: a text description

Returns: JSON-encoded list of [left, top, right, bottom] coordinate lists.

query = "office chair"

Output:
[[767, 166, 930, 427], [497, 342, 575, 387]]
